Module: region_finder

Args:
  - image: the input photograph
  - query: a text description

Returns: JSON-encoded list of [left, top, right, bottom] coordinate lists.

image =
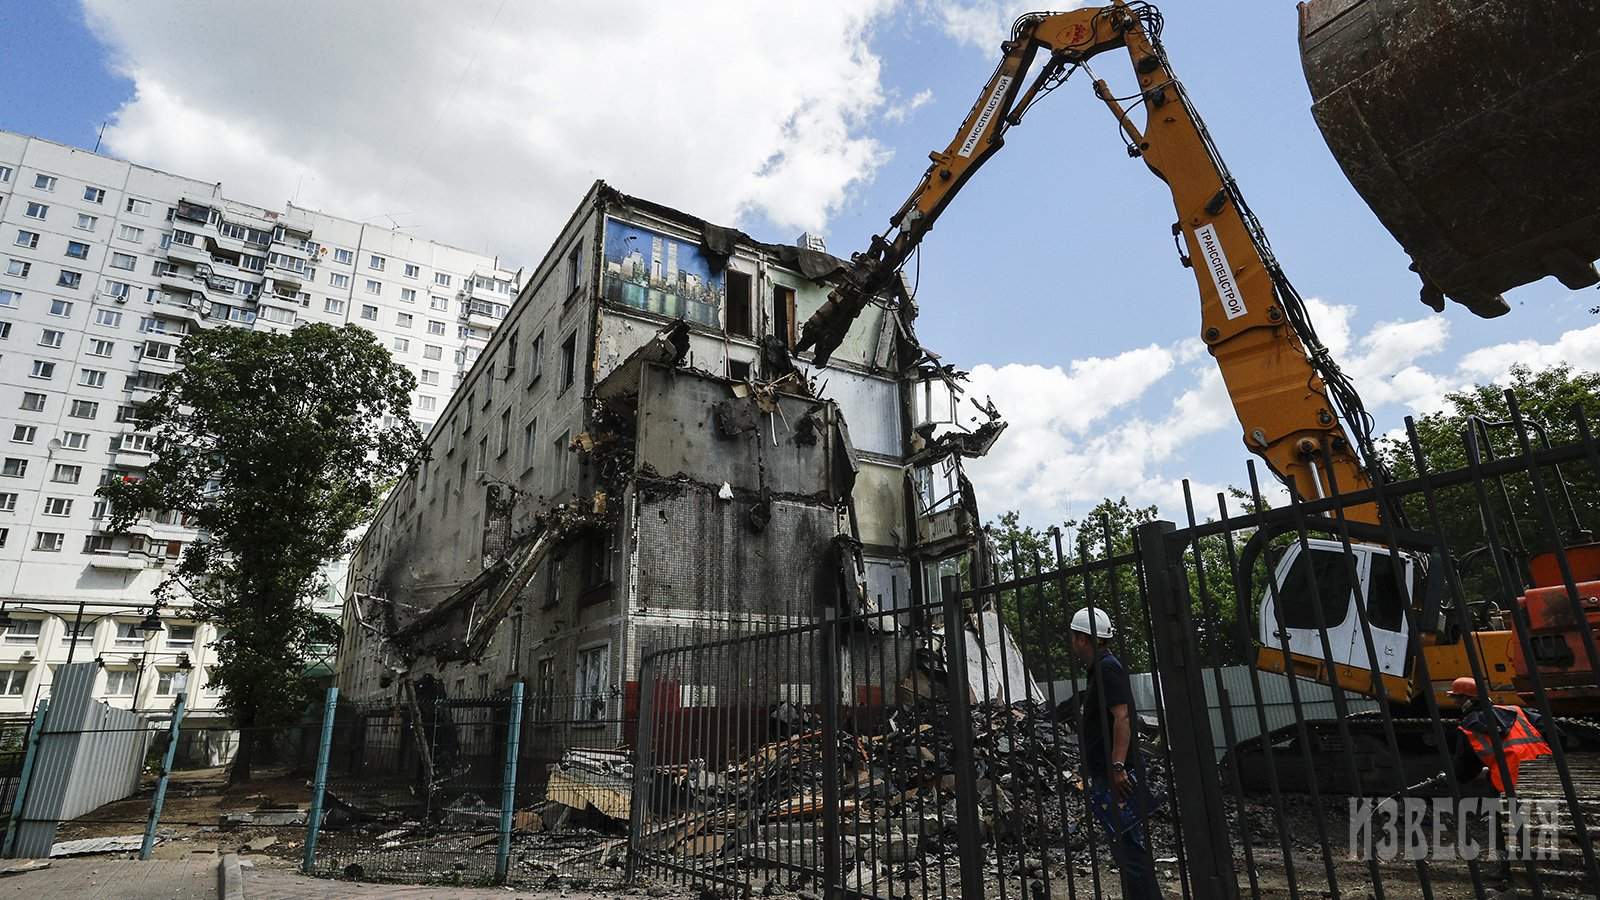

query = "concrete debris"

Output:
[[48, 835, 146, 857], [717, 482, 734, 501], [543, 748, 634, 826]]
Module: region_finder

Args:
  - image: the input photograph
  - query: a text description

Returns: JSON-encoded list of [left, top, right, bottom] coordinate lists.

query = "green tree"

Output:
[[1378, 363, 1600, 619], [100, 323, 422, 782]]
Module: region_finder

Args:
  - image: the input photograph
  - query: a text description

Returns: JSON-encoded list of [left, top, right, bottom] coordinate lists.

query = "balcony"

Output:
[[88, 553, 148, 571], [166, 240, 210, 267]]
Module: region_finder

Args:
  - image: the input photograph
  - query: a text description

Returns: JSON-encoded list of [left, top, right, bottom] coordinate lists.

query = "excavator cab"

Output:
[[1257, 539, 1420, 699], [1299, 0, 1600, 316]]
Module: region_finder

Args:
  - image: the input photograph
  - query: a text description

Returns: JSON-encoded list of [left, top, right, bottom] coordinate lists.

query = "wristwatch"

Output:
[[1111, 761, 1127, 772]]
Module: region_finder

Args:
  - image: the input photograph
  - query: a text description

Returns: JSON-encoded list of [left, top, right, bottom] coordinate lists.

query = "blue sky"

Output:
[[7, 1, 1595, 527]]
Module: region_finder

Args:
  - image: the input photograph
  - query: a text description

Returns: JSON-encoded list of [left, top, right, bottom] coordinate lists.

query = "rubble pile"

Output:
[[638, 698, 1174, 877]]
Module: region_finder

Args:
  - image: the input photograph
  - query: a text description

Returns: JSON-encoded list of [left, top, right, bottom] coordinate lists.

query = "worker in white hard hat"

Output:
[[1071, 606, 1165, 900]]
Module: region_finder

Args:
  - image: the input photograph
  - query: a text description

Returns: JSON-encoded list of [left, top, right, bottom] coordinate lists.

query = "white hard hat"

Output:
[[1070, 607, 1115, 639]]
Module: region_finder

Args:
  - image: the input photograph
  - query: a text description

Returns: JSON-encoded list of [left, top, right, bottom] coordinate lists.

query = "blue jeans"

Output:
[[1089, 775, 1167, 900]]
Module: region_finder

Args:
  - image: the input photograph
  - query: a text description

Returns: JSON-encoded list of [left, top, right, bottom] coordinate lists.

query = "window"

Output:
[[49, 301, 72, 319], [566, 240, 584, 297], [333, 248, 353, 265], [56, 270, 82, 289], [1279, 549, 1355, 630], [115, 405, 138, 423], [42, 497, 71, 517], [106, 280, 130, 299], [434, 272, 451, 287], [399, 287, 416, 303], [10, 425, 35, 444], [552, 430, 569, 489], [83, 186, 106, 204], [80, 369, 106, 388], [114, 622, 145, 645], [0, 166, 9, 183], [368, 254, 386, 271], [34, 532, 63, 552], [109, 252, 136, 270], [396, 312, 413, 327], [430, 295, 449, 311], [0, 670, 25, 696], [498, 410, 511, 457], [365, 279, 381, 295], [423, 344, 442, 360], [14, 230, 38, 249], [417, 395, 437, 411], [61, 431, 89, 450], [574, 644, 609, 721], [522, 418, 537, 468], [0, 493, 14, 511], [38, 328, 62, 348], [90, 337, 115, 355], [125, 197, 151, 215], [419, 369, 439, 385], [65, 241, 90, 260], [21, 392, 45, 412], [0, 289, 17, 307], [360, 304, 378, 320], [393, 337, 409, 352], [329, 272, 350, 289], [403, 263, 419, 278], [167, 625, 196, 648], [156, 669, 189, 696], [52, 464, 82, 483], [83, 534, 113, 553], [104, 669, 136, 696], [34, 174, 57, 191], [117, 224, 144, 242], [324, 298, 345, 314], [1, 459, 26, 478], [24, 202, 48, 220], [427, 320, 445, 336], [0, 322, 8, 339], [3, 619, 41, 644], [30, 360, 55, 379], [560, 332, 577, 391], [75, 213, 97, 232], [6, 259, 31, 277], [68, 400, 98, 419], [120, 434, 155, 453]]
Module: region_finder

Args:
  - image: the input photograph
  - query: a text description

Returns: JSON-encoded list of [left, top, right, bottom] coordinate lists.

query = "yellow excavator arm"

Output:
[[796, 1, 1379, 519]]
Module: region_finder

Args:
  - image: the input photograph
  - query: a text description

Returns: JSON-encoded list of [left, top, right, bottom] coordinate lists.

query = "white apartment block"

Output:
[[0, 130, 518, 720]]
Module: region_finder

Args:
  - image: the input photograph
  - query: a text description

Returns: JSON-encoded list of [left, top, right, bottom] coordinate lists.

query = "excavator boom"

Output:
[[797, 2, 1379, 516]]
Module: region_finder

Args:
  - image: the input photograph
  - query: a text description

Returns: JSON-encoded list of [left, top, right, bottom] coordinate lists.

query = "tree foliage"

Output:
[[99, 323, 422, 781], [1378, 363, 1600, 617]]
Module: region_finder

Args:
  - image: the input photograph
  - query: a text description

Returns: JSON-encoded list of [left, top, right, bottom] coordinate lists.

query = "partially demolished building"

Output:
[[336, 182, 1005, 735]]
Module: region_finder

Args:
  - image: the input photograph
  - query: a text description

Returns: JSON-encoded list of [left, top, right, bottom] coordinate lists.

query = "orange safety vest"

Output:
[[1459, 704, 1552, 793]]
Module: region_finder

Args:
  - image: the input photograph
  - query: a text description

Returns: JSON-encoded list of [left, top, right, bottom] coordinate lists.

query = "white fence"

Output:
[[1051, 663, 1379, 761], [7, 663, 154, 858]]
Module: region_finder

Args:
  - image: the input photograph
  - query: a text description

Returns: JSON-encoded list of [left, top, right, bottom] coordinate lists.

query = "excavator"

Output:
[[792, 0, 1600, 795]]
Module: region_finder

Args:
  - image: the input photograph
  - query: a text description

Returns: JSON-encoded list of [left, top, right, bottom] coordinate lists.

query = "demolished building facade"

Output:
[[336, 182, 1006, 745]]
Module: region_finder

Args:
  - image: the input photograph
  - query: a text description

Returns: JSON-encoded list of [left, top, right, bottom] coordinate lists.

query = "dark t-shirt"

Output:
[[1080, 649, 1139, 778]]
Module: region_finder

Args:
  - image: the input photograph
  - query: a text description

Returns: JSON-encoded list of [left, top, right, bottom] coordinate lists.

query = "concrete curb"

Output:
[[217, 853, 244, 900]]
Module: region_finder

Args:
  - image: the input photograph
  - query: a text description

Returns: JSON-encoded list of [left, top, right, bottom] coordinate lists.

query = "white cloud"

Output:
[[84, 0, 899, 260], [961, 303, 1600, 527], [884, 88, 934, 123], [929, 1, 1091, 52]]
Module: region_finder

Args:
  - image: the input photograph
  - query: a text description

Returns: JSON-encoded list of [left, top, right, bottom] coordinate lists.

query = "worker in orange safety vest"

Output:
[[1448, 676, 1553, 794]]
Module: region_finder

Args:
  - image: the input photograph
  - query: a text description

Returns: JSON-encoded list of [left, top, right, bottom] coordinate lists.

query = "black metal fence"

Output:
[[628, 398, 1600, 899]]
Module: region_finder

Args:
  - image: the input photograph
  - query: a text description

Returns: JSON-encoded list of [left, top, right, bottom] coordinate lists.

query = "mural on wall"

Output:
[[602, 218, 723, 327]]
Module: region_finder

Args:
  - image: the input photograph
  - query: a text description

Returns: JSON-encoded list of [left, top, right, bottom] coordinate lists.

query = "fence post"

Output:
[[495, 681, 525, 884], [625, 667, 658, 885], [2, 699, 49, 859], [301, 687, 340, 874], [1135, 521, 1240, 899], [818, 608, 843, 897], [941, 574, 987, 900], [140, 691, 188, 860]]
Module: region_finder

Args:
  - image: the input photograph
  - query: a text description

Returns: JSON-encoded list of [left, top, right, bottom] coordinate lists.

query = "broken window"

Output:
[[914, 458, 962, 515], [552, 430, 570, 493], [583, 530, 615, 595], [773, 284, 796, 348], [728, 359, 752, 381], [912, 376, 959, 428], [543, 553, 564, 610], [574, 644, 609, 721], [725, 270, 753, 338], [560, 332, 577, 391], [566, 240, 584, 299], [533, 657, 555, 721]]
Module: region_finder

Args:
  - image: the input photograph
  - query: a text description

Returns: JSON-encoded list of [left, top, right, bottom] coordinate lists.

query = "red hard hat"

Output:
[[1448, 676, 1480, 698]]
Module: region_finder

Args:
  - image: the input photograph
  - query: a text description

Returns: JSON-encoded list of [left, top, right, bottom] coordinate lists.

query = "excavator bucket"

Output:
[[1298, 0, 1600, 317]]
